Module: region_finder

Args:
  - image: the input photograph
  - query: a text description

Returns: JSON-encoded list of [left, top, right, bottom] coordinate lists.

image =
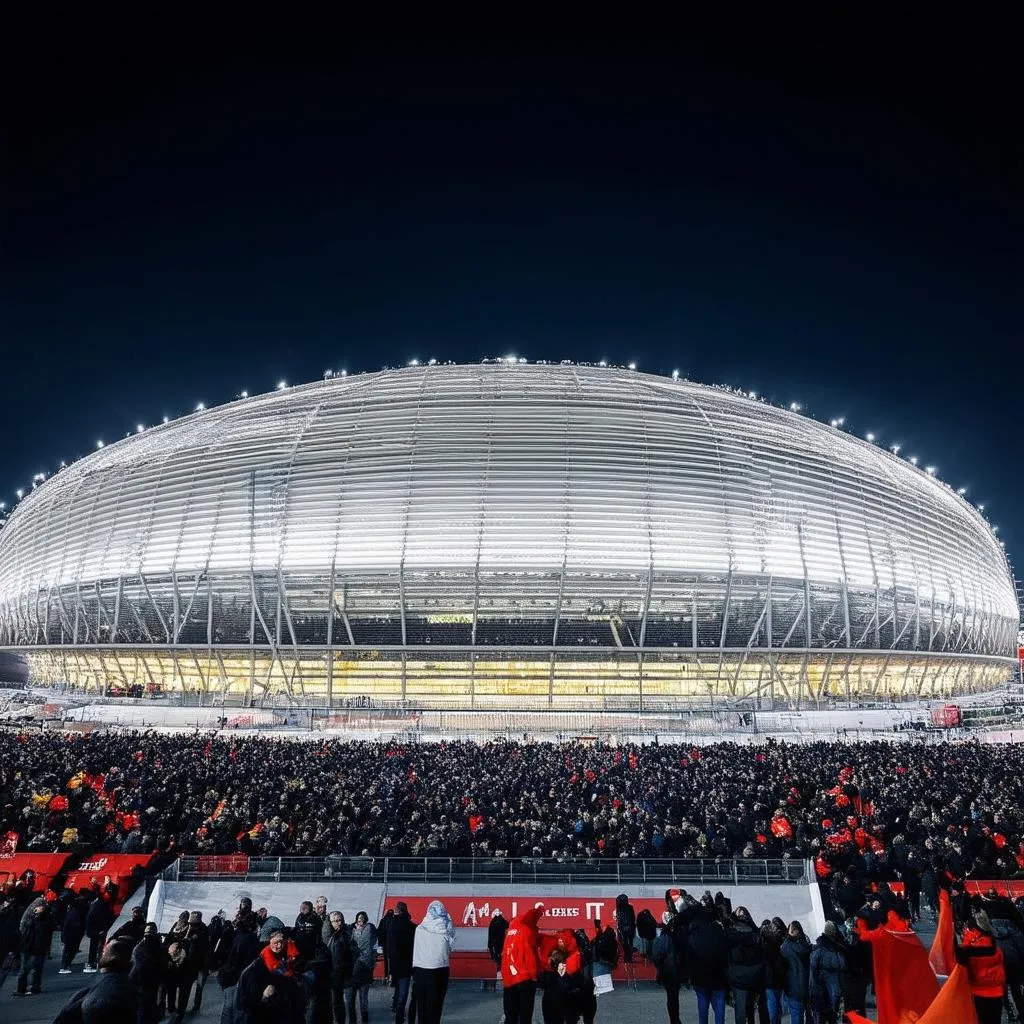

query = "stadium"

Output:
[[0, 362, 1017, 710]]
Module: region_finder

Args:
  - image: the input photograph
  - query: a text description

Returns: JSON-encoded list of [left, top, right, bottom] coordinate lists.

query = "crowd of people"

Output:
[[3, 730, 1024, 884], [3, 880, 1022, 1024]]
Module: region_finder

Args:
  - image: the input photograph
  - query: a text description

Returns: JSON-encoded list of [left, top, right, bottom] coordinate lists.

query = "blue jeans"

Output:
[[766, 988, 785, 1024], [787, 997, 805, 1022], [694, 986, 726, 1024], [394, 975, 412, 1024]]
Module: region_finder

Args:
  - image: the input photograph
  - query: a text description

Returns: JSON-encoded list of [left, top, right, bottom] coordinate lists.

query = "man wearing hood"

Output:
[[501, 905, 545, 1024], [725, 905, 767, 1024], [412, 900, 455, 1024], [809, 921, 847, 1024], [256, 907, 286, 944], [387, 901, 416, 1024]]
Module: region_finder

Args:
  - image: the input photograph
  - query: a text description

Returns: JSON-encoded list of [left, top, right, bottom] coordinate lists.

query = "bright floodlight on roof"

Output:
[[790, 402, 801, 412], [196, 403, 205, 411], [628, 362, 636, 371], [926, 465, 936, 475], [428, 358, 437, 366], [891, 444, 900, 454], [137, 424, 145, 433], [979, 503, 985, 511], [672, 369, 680, 380], [277, 380, 287, 390], [409, 359, 419, 367], [866, 433, 875, 442], [909, 455, 918, 465], [97, 440, 104, 449], [957, 487, 967, 495], [16, 489, 23, 499], [240, 391, 248, 398]]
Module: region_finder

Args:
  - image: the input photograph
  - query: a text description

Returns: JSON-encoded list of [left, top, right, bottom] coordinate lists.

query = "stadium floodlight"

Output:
[[926, 465, 936, 475], [598, 360, 607, 367], [240, 391, 248, 398], [15, 489, 23, 499], [830, 419, 839, 427], [957, 487, 967, 495], [890, 444, 901, 454], [96, 440, 104, 449], [428, 358, 437, 366], [672, 369, 680, 380], [60, 461, 66, 468], [979, 504, 985, 512], [137, 424, 145, 433], [409, 359, 419, 367], [196, 403, 205, 411], [340, 370, 347, 377], [506, 354, 517, 364], [749, 391, 756, 399], [992, 524, 999, 532], [909, 456, 918, 465], [628, 362, 637, 370], [866, 433, 875, 442], [277, 380, 288, 390], [0, 502, 5, 510]]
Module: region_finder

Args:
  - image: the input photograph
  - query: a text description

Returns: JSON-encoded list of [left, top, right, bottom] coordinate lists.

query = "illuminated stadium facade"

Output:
[[0, 363, 1017, 708]]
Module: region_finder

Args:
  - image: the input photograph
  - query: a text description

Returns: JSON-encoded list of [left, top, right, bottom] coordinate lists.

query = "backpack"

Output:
[[652, 930, 673, 969]]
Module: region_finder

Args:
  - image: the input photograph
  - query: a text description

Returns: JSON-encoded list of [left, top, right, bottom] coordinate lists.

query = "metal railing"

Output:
[[166, 854, 809, 886]]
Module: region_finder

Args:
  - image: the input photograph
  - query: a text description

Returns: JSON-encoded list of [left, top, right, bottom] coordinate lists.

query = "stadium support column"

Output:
[[326, 565, 335, 707]]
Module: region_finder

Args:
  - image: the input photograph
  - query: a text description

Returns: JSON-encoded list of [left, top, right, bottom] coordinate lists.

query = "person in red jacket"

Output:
[[956, 909, 1007, 1024], [501, 905, 545, 1024]]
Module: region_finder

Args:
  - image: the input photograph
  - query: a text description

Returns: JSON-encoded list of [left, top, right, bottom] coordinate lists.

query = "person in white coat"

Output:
[[411, 901, 455, 1024]]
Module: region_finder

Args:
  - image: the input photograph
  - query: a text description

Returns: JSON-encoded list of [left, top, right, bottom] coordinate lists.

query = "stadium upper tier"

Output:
[[0, 363, 1016, 704]]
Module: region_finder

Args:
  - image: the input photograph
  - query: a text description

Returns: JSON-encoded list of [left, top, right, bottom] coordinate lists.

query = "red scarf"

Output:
[[260, 941, 299, 979]]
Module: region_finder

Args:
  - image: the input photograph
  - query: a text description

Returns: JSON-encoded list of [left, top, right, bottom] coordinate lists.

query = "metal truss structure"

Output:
[[0, 363, 1017, 705]]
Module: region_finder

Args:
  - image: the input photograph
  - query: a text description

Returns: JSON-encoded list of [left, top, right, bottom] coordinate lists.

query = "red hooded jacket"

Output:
[[501, 906, 545, 987], [538, 928, 584, 975]]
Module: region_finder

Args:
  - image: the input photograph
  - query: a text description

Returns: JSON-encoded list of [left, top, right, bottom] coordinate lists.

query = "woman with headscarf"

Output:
[[412, 900, 455, 1024], [346, 911, 378, 1024]]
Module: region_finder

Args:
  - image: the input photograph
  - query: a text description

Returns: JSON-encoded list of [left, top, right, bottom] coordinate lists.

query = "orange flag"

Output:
[[916, 964, 978, 1023], [928, 889, 955, 977], [859, 926, 939, 1024]]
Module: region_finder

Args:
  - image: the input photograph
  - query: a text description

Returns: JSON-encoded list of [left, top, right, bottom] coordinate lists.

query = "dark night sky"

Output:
[[3, 10, 1021, 579]]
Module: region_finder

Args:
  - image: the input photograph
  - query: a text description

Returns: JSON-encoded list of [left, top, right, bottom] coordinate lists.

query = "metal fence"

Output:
[[166, 855, 809, 886]]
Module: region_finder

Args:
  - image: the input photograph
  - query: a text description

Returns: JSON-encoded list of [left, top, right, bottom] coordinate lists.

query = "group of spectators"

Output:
[[3, 870, 1024, 1023], [3, 729, 1024, 885]]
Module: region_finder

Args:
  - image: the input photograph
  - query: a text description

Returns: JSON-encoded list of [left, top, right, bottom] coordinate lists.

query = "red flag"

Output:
[[860, 925, 939, 1024], [928, 889, 955, 977], [917, 964, 978, 1023]]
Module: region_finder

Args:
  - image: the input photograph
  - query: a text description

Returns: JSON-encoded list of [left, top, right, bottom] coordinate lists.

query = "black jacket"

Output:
[[217, 929, 263, 989], [325, 927, 354, 985], [86, 898, 116, 938], [686, 912, 729, 991], [780, 935, 811, 1001], [762, 931, 788, 990], [131, 934, 166, 992], [487, 915, 508, 964], [81, 970, 140, 1024], [235, 955, 305, 1024], [292, 911, 321, 964], [386, 912, 416, 979], [20, 907, 54, 955], [726, 918, 767, 992], [62, 904, 86, 945], [614, 895, 636, 945], [636, 908, 658, 941]]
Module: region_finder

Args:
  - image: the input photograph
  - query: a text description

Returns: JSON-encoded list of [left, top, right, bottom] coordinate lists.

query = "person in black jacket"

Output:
[[760, 919, 788, 1024], [234, 931, 305, 1024], [726, 906, 766, 1024], [653, 912, 685, 1024], [615, 893, 637, 965], [216, 914, 262, 1024], [60, 897, 86, 973], [378, 908, 393, 981], [636, 907, 658, 960], [112, 906, 148, 946], [387, 902, 416, 1024], [85, 893, 117, 972], [82, 939, 139, 1024], [537, 947, 588, 1024], [780, 921, 811, 1024], [131, 923, 166, 1024], [294, 901, 322, 966], [686, 905, 730, 1024], [14, 901, 53, 995], [486, 910, 508, 991], [181, 911, 211, 1013], [324, 911, 352, 1024]]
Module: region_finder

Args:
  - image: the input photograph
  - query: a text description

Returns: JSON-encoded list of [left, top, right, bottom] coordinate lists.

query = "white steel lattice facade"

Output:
[[0, 363, 1016, 706]]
